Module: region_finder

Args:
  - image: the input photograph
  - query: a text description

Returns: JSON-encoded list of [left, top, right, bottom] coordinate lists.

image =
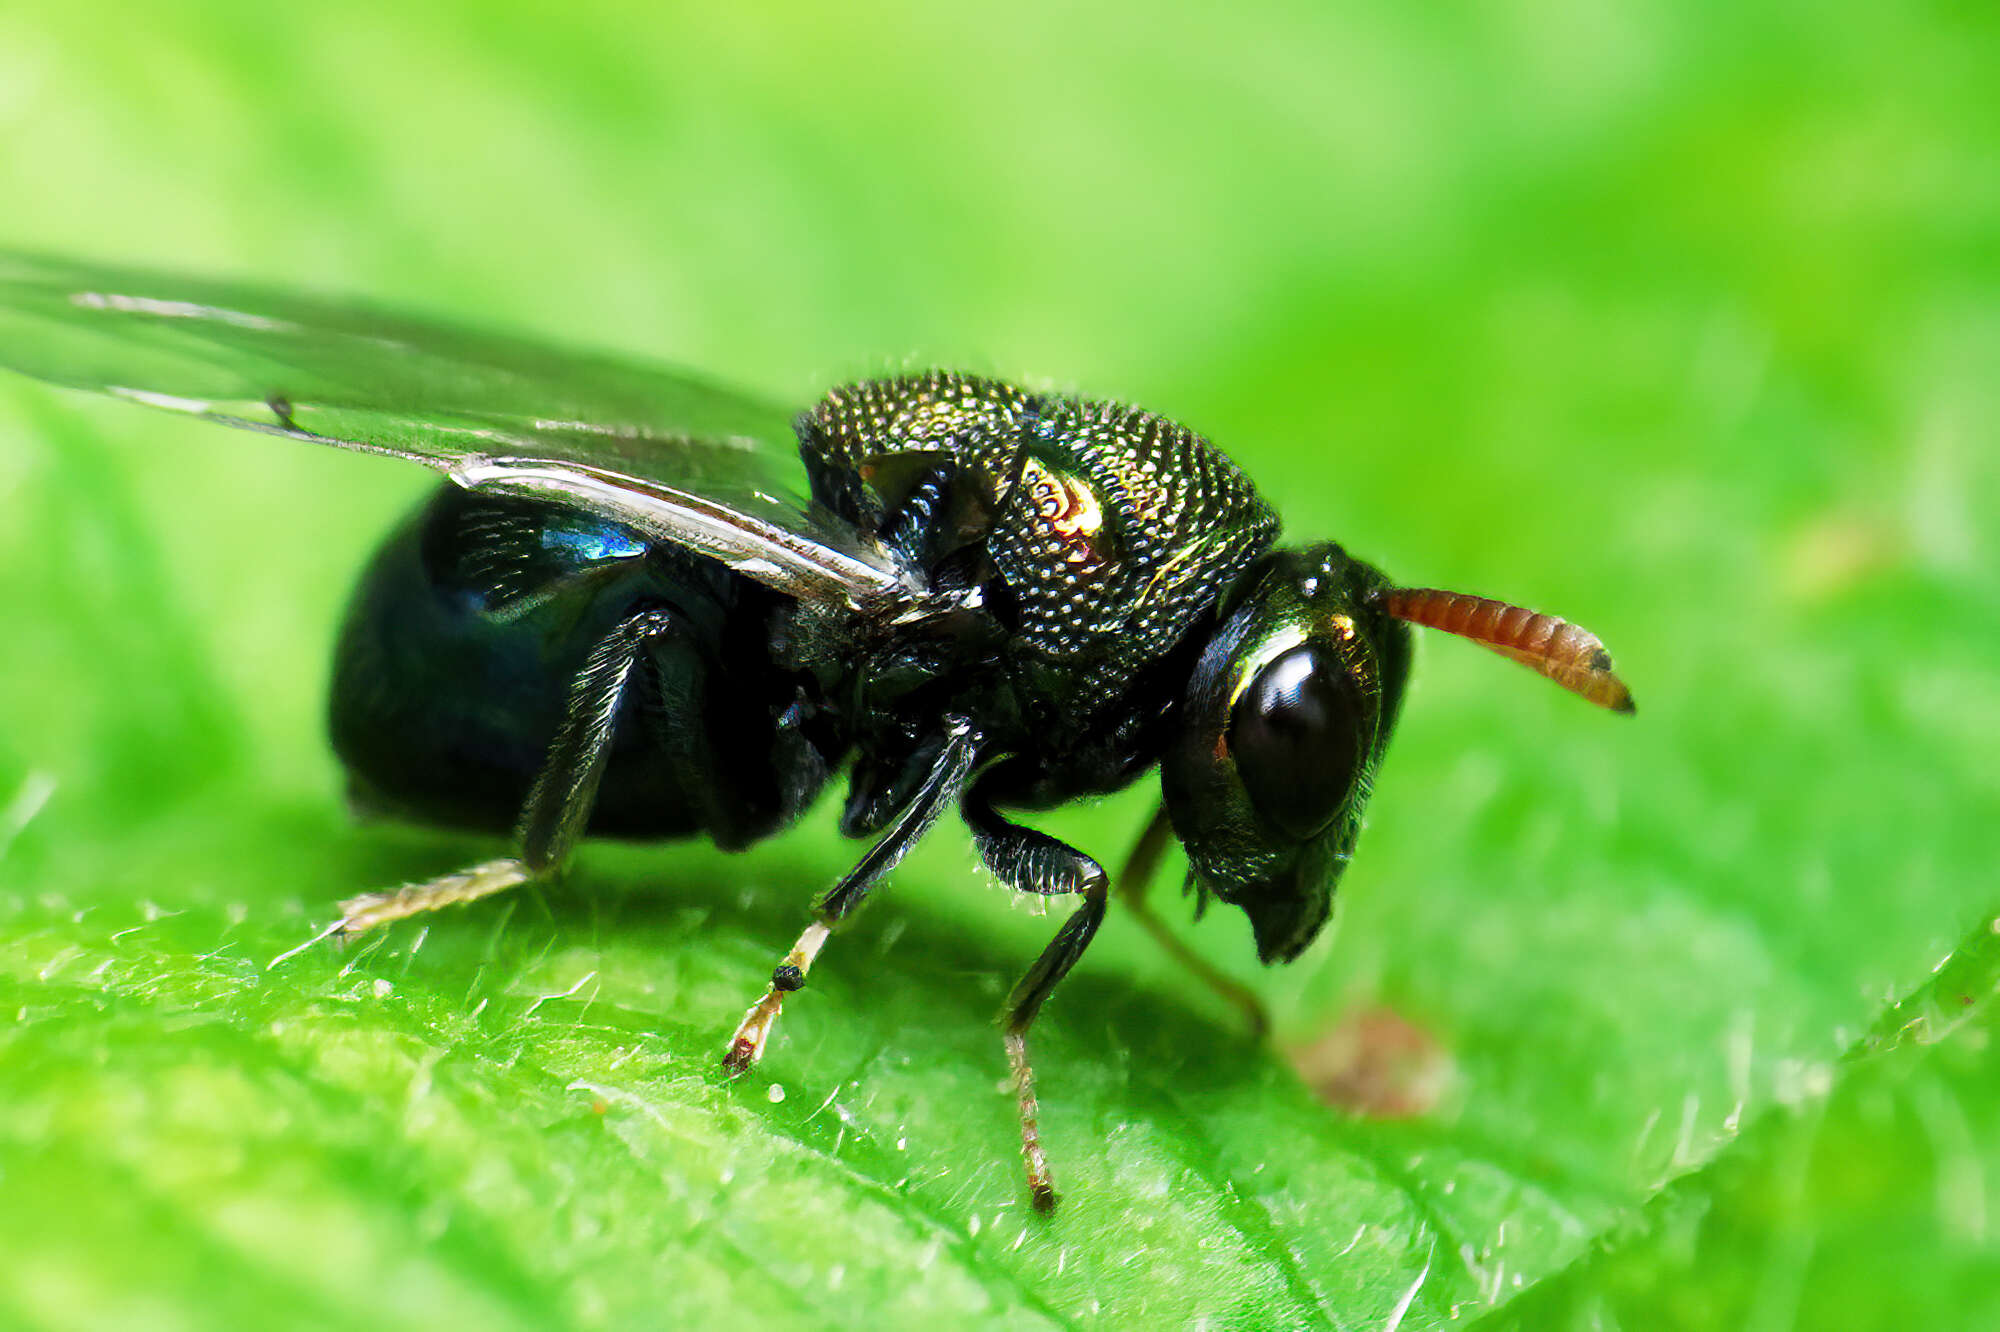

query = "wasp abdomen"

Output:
[[330, 485, 842, 848]]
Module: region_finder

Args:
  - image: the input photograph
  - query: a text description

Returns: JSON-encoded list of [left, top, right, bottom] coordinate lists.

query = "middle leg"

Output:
[[722, 719, 980, 1072]]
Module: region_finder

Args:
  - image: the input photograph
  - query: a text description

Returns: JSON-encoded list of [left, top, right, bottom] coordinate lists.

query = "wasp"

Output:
[[0, 254, 1633, 1211]]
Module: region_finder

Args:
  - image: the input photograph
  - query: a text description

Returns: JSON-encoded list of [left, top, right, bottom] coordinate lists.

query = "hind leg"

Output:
[[274, 607, 680, 966]]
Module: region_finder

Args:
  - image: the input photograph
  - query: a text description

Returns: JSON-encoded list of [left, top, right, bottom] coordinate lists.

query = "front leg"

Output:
[[1116, 805, 1271, 1040], [965, 778, 1109, 1213]]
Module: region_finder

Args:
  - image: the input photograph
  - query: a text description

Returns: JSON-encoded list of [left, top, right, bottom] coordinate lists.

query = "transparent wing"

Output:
[[0, 252, 909, 608]]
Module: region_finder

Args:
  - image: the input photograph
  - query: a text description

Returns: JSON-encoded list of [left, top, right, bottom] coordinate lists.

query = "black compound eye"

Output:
[[1228, 645, 1365, 840]]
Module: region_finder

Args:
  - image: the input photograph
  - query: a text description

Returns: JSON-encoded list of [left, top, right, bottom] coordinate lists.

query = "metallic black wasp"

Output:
[[0, 254, 1633, 1211]]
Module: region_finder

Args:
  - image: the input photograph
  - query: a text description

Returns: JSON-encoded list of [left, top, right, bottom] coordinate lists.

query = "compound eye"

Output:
[[1228, 645, 1365, 840]]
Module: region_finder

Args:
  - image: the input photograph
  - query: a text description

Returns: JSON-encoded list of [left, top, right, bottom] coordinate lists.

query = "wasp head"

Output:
[[1161, 544, 1411, 963], [1162, 538, 1637, 964]]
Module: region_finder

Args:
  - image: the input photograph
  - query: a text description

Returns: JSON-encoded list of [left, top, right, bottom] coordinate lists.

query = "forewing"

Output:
[[0, 252, 907, 607]]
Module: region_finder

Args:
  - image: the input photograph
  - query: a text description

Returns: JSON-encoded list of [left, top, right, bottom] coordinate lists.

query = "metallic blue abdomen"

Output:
[[329, 485, 843, 850]]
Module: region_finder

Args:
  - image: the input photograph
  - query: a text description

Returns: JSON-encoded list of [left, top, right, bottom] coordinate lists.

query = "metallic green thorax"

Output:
[[799, 372, 1281, 723]]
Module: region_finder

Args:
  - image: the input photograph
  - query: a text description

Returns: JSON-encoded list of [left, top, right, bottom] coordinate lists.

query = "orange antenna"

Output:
[[1374, 588, 1635, 714]]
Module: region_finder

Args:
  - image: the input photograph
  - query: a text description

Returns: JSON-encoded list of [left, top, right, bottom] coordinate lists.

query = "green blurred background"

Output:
[[0, 2, 1994, 1327]]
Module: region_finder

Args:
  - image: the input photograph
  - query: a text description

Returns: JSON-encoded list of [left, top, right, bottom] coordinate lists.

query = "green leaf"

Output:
[[1477, 913, 2000, 1332], [1, 2, 1994, 1327]]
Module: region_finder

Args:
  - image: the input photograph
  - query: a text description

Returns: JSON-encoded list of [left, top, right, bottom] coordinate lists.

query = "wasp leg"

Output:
[[1116, 805, 1271, 1041], [280, 608, 681, 964], [723, 720, 979, 1073], [964, 784, 1110, 1213]]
